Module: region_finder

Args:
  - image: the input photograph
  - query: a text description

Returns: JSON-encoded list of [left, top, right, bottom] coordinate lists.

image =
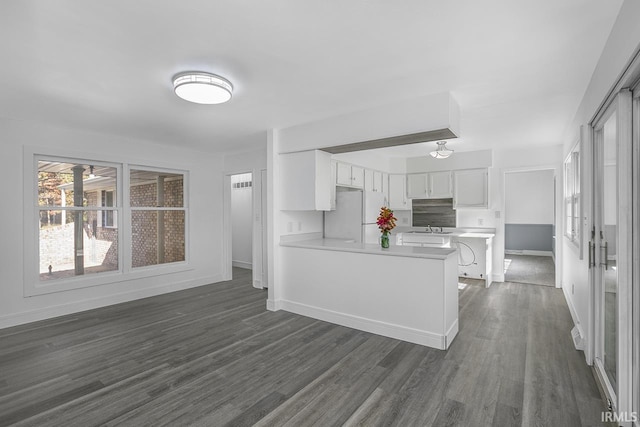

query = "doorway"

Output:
[[230, 172, 253, 273], [503, 169, 557, 286]]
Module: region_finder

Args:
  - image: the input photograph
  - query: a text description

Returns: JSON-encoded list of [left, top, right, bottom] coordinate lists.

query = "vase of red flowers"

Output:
[[376, 206, 397, 248]]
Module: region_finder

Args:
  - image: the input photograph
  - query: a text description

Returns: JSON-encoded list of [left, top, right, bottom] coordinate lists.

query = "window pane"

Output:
[[132, 210, 185, 268], [38, 161, 117, 207], [130, 170, 184, 207], [39, 209, 118, 281]]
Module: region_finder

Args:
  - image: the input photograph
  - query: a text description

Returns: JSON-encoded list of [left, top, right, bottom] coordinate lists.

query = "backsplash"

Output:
[[412, 198, 456, 227]]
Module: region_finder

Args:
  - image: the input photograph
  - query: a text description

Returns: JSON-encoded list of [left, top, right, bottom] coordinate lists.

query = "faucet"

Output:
[[426, 225, 432, 233]]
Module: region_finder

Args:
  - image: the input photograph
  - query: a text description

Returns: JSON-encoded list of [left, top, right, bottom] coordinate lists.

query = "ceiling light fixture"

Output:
[[89, 165, 95, 178], [430, 141, 454, 159], [172, 72, 233, 104]]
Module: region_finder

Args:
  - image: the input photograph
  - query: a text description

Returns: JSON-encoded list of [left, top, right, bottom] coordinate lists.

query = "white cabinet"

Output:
[[407, 171, 453, 199], [429, 171, 453, 198], [336, 162, 364, 188], [382, 173, 389, 200], [388, 174, 409, 210], [280, 150, 332, 211], [454, 168, 488, 209], [330, 161, 337, 210], [407, 173, 428, 198], [365, 169, 384, 193]]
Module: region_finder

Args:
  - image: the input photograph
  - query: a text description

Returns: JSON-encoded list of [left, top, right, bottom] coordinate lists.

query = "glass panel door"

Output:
[[592, 89, 633, 413], [594, 106, 618, 396]]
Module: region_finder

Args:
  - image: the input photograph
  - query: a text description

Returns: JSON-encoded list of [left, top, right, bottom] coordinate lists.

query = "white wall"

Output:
[[561, 0, 640, 364], [0, 117, 224, 329], [505, 170, 554, 224]]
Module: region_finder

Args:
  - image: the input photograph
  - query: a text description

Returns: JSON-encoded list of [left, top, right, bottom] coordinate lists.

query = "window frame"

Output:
[[564, 139, 582, 254], [24, 147, 191, 297], [127, 165, 189, 272]]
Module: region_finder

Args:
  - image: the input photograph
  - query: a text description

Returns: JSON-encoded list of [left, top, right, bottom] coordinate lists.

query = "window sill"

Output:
[[25, 262, 193, 297]]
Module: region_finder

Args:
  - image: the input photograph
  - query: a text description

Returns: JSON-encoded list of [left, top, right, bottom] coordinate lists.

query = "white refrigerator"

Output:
[[324, 190, 388, 244]]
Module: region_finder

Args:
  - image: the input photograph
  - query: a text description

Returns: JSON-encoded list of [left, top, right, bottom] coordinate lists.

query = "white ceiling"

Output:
[[0, 1, 624, 155]]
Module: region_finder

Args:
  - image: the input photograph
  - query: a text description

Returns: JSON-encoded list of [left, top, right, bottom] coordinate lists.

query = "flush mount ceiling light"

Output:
[[172, 72, 233, 104], [430, 141, 454, 159]]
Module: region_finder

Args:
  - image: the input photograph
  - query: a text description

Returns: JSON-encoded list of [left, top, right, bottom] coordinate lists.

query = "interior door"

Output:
[[591, 89, 633, 413]]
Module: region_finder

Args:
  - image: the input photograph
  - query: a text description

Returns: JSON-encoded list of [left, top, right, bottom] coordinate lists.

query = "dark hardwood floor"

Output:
[[0, 269, 606, 426]]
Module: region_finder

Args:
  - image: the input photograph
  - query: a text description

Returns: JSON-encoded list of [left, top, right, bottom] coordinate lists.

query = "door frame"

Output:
[[589, 88, 633, 414], [223, 170, 267, 288]]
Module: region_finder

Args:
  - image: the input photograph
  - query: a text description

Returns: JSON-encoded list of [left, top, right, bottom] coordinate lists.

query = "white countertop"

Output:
[[280, 238, 457, 260]]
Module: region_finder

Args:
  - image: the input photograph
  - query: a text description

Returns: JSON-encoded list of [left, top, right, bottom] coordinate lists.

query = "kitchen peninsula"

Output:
[[278, 235, 459, 350]]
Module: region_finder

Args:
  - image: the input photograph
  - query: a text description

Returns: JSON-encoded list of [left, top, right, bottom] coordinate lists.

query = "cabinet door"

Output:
[[428, 171, 453, 198], [351, 166, 364, 188], [336, 162, 352, 186], [388, 174, 408, 209], [330, 161, 337, 210], [382, 173, 389, 201], [454, 169, 488, 208], [373, 171, 383, 192], [407, 173, 428, 199], [364, 169, 374, 192]]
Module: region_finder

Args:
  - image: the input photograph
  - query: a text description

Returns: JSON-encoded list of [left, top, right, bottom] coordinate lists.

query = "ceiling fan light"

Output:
[[173, 72, 233, 104]]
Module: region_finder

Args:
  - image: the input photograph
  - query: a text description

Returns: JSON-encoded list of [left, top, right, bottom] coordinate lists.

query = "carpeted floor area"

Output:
[[504, 254, 556, 287]]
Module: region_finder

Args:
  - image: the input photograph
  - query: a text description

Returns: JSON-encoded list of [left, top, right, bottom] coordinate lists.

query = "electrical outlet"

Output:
[[572, 283, 575, 294], [478, 218, 484, 226]]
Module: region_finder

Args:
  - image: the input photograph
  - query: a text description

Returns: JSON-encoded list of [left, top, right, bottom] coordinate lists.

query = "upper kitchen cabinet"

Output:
[[336, 162, 364, 188], [364, 169, 384, 193], [280, 150, 333, 211], [407, 173, 428, 198], [453, 168, 488, 209], [407, 171, 452, 199], [429, 171, 453, 198], [388, 174, 409, 210]]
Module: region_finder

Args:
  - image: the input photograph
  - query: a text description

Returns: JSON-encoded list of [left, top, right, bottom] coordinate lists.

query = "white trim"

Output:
[[232, 260, 252, 269], [279, 299, 452, 350], [1, 274, 223, 330], [266, 299, 282, 311], [563, 285, 588, 357]]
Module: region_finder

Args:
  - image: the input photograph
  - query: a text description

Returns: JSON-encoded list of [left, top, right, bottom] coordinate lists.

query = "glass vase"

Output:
[[381, 231, 390, 248]]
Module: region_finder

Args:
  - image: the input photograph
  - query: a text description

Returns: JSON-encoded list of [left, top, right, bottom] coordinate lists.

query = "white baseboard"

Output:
[[562, 286, 586, 352], [505, 250, 553, 257], [279, 299, 451, 350], [232, 261, 252, 270], [0, 274, 224, 330], [492, 272, 505, 283]]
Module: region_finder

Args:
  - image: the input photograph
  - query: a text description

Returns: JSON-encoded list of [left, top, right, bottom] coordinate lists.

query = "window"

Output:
[[31, 155, 188, 292], [564, 143, 581, 247], [37, 160, 119, 281], [130, 169, 186, 268], [101, 190, 116, 228]]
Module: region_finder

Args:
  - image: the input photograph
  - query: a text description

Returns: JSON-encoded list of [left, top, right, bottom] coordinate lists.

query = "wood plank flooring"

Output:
[[0, 269, 607, 426]]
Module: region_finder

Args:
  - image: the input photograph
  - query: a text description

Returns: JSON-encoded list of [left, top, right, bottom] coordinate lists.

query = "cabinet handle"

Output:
[[600, 241, 608, 270]]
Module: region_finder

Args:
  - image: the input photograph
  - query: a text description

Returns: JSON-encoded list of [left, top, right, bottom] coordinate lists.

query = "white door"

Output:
[[591, 89, 633, 413]]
